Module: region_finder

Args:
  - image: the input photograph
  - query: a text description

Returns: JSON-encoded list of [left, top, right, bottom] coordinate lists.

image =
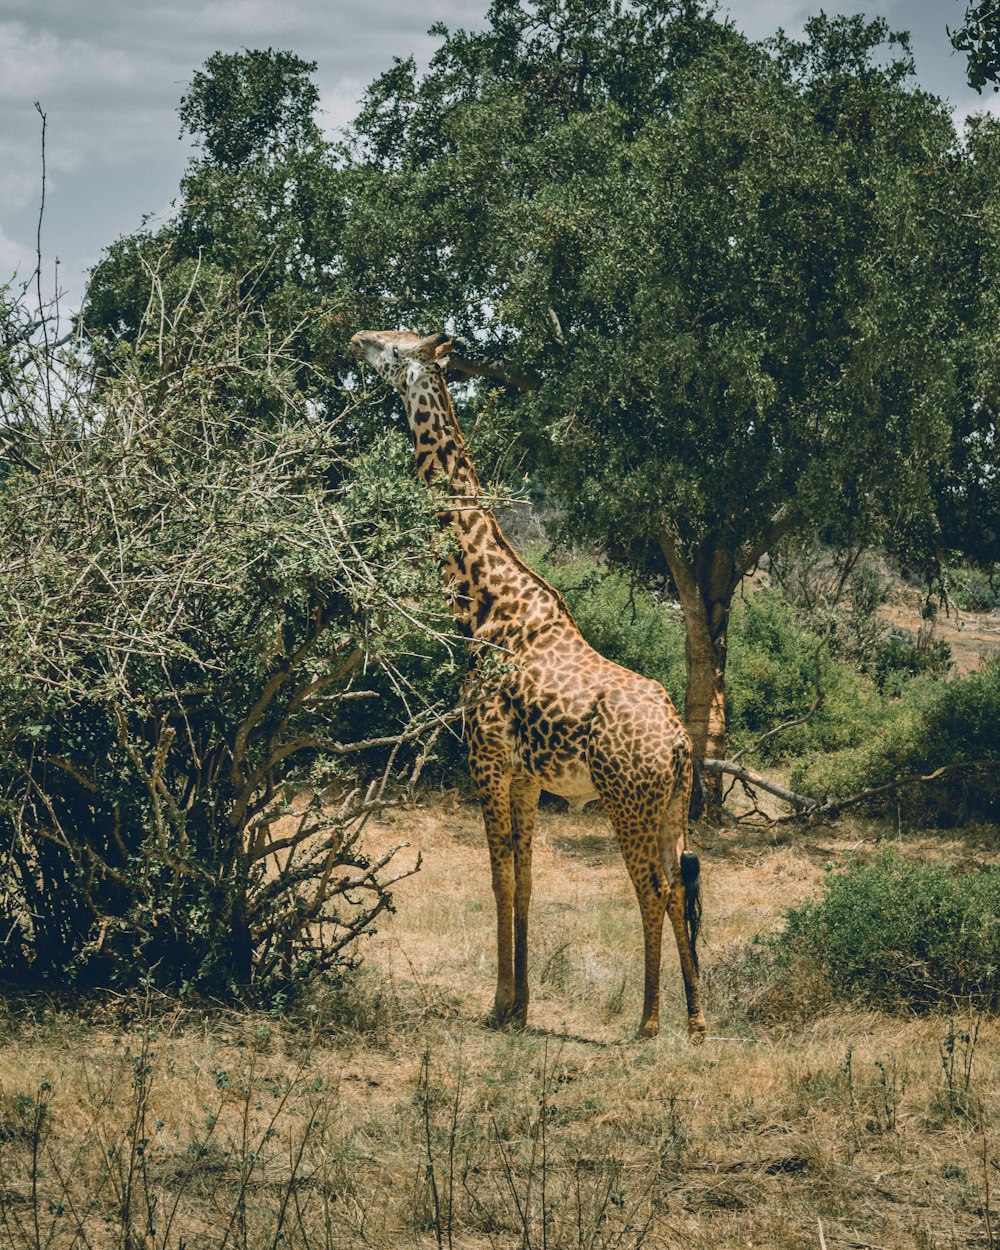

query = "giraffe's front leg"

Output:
[[473, 769, 517, 1024], [510, 778, 541, 1025]]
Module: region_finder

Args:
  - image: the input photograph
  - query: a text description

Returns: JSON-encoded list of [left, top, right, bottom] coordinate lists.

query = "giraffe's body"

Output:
[[350, 330, 707, 1040]]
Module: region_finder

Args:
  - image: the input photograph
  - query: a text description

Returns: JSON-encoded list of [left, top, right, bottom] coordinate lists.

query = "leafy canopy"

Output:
[[347, 5, 987, 582], [179, 48, 323, 168]]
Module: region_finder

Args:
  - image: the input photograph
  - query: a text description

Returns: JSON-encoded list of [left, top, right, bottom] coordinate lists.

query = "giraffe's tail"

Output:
[[688, 758, 705, 822], [680, 850, 702, 975]]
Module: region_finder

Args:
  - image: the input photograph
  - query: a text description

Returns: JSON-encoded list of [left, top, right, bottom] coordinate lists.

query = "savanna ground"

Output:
[[0, 794, 997, 1250]]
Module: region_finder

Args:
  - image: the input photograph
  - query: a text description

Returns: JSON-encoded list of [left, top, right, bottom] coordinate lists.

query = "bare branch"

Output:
[[703, 757, 997, 823], [446, 351, 540, 392], [702, 758, 819, 812]]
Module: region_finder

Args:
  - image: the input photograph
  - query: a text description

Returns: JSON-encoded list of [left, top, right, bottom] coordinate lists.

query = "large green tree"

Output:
[[83, 20, 999, 781], [85, 49, 350, 392], [346, 2, 997, 769]]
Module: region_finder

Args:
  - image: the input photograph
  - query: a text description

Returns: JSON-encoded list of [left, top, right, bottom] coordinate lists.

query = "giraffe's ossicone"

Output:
[[350, 329, 707, 1042]]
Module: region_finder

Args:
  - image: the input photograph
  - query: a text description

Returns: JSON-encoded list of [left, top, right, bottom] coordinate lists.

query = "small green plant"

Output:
[[774, 851, 1000, 1013]]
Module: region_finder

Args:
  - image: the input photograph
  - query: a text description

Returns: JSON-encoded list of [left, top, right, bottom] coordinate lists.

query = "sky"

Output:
[[1, 0, 996, 315]]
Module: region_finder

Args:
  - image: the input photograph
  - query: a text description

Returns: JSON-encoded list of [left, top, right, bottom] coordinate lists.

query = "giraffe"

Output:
[[350, 329, 707, 1041]]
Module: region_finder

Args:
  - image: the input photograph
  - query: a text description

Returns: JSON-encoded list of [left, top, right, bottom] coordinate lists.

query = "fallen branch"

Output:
[[819, 759, 996, 816], [701, 757, 996, 822], [702, 758, 818, 811]]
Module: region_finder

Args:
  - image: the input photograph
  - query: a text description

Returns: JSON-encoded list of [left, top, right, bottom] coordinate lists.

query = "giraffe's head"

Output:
[[350, 329, 452, 392]]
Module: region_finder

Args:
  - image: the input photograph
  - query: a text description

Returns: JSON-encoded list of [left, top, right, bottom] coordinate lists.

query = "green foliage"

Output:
[[348, 5, 987, 575], [867, 630, 953, 693], [82, 23, 1000, 770], [345, 2, 1000, 757], [951, 0, 1000, 93], [0, 277, 443, 996], [945, 563, 1000, 612], [179, 49, 322, 169], [726, 590, 878, 760], [791, 659, 1000, 821], [775, 852, 1000, 1012]]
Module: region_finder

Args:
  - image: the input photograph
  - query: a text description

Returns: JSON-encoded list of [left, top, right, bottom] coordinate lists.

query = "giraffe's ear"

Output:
[[413, 332, 453, 362]]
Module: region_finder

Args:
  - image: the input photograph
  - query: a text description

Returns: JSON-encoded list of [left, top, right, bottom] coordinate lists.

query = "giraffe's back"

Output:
[[503, 624, 689, 809]]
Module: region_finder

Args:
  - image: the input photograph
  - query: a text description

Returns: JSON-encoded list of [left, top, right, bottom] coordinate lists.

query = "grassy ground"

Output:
[[0, 798, 997, 1249]]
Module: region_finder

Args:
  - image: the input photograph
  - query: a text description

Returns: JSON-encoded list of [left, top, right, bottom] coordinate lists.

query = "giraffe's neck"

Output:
[[401, 371, 565, 642]]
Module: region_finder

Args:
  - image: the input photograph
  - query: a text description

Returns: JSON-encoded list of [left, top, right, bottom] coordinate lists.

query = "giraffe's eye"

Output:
[[392, 347, 399, 360]]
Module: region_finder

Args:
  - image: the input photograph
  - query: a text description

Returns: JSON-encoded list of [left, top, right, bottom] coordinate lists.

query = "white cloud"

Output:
[[0, 22, 144, 101], [954, 93, 1000, 131], [0, 222, 36, 284]]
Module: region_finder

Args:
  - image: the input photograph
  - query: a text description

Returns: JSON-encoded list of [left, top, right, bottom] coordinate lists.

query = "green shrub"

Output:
[[773, 851, 1000, 1012], [868, 629, 952, 693], [726, 590, 879, 760], [791, 658, 1000, 821], [0, 278, 443, 996], [945, 564, 1000, 613]]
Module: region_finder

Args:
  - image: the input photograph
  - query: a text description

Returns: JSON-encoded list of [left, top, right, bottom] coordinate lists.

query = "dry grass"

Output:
[[0, 797, 998, 1249]]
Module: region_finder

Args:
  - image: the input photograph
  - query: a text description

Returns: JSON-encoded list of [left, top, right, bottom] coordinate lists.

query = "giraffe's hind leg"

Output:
[[595, 788, 670, 1038], [588, 693, 706, 1041], [510, 777, 541, 1024], [659, 773, 708, 1041], [618, 837, 669, 1039]]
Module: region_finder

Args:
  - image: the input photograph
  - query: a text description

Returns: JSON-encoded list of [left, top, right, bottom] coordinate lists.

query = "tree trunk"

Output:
[[658, 528, 737, 809], [683, 607, 729, 768]]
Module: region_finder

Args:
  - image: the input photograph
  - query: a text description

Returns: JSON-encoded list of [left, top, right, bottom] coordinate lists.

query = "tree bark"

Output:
[[658, 511, 799, 810], [658, 527, 738, 808], [684, 612, 728, 769]]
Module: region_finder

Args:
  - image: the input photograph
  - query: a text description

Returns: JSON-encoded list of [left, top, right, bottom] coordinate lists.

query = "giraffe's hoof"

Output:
[[635, 1020, 659, 1041], [486, 1004, 528, 1031], [688, 1019, 708, 1045]]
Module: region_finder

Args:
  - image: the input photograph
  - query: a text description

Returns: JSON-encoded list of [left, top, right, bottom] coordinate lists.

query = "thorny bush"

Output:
[[0, 272, 453, 997]]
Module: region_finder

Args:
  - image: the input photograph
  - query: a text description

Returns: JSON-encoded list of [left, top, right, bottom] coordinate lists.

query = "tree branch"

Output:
[[702, 757, 996, 821], [702, 758, 819, 811], [445, 351, 539, 392], [739, 506, 800, 577]]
